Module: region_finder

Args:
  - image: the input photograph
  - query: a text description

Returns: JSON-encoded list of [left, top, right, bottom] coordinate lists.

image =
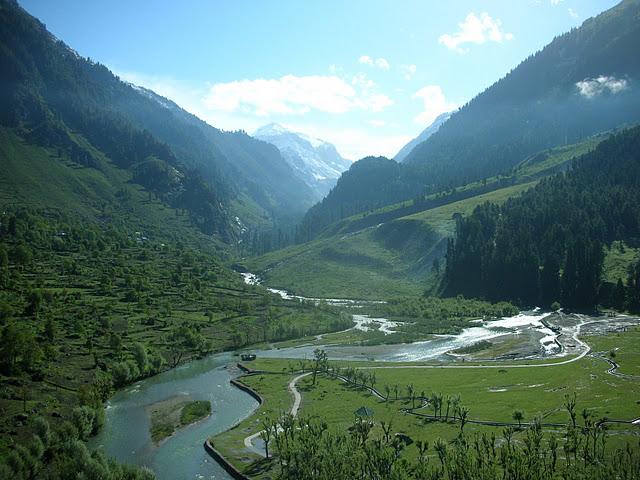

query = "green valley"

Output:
[[2, 0, 640, 479]]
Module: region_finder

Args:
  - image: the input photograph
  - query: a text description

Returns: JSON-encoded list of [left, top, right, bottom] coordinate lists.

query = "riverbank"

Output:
[[211, 324, 640, 478]]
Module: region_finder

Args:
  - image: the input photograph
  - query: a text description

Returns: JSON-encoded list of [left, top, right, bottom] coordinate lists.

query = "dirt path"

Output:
[[288, 371, 312, 417], [243, 372, 311, 455]]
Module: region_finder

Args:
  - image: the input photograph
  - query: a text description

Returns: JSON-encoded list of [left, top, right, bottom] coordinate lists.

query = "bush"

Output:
[[72, 405, 95, 440], [32, 416, 50, 447], [111, 362, 131, 388]]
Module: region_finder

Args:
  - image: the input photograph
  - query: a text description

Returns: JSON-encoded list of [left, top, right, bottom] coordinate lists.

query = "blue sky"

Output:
[[20, 0, 618, 160]]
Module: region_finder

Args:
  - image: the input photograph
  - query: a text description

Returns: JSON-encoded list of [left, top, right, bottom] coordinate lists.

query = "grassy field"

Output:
[[212, 325, 640, 478], [403, 181, 538, 235], [148, 398, 211, 442]]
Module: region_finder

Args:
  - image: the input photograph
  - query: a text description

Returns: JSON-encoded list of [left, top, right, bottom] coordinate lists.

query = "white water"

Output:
[[241, 272, 384, 307], [351, 314, 403, 334], [241, 272, 561, 359]]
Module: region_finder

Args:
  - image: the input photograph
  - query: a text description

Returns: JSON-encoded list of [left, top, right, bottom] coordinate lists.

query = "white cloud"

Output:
[[576, 75, 629, 98], [203, 74, 392, 116], [550, 0, 563, 5], [401, 64, 417, 80], [351, 73, 376, 89], [413, 85, 457, 125], [568, 7, 578, 18], [368, 119, 387, 128], [359, 55, 391, 70], [114, 69, 400, 159], [375, 58, 390, 70], [358, 55, 373, 66], [439, 12, 513, 53]]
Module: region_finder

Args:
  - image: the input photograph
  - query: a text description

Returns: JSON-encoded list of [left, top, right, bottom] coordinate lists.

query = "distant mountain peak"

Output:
[[254, 122, 290, 136], [253, 124, 351, 199]]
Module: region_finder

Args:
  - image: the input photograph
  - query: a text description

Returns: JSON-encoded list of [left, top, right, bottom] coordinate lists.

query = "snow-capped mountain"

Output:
[[394, 111, 453, 163], [254, 123, 352, 199]]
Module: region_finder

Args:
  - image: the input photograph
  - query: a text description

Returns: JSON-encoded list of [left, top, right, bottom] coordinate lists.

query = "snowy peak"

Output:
[[253, 124, 351, 199], [254, 122, 290, 137], [395, 111, 453, 163]]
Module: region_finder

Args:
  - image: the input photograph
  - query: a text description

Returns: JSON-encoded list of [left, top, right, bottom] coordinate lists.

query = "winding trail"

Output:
[[288, 371, 312, 417], [243, 372, 311, 455]]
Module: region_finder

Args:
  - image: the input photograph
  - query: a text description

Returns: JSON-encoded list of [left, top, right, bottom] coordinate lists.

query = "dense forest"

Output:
[[444, 126, 640, 310]]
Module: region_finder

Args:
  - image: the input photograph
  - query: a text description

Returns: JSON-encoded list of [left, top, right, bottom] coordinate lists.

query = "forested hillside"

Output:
[[297, 0, 640, 240], [0, 206, 349, 477], [405, 0, 640, 186], [0, 0, 314, 240], [444, 126, 640, 310]]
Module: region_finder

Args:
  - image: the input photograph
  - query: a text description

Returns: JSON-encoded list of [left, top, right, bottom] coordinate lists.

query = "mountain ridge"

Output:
[[394, 111, 452, 163], [0, 0, 317, 239], [295, 0, 640, 241]]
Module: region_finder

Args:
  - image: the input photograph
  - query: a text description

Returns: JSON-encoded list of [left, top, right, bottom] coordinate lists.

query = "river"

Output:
[[91, 274, 565, 479], [90, 353, 258, 480]]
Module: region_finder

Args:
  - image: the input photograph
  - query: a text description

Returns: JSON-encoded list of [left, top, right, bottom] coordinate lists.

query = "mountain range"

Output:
[[253, 123, 351, 200]]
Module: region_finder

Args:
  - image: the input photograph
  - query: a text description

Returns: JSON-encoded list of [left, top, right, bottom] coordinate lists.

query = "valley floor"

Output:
[[211, 321, 640, 479]]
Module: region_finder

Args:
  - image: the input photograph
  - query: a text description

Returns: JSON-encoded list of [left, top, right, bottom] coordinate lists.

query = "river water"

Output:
[[90, 353, 258, 480], [92, 274, 560, 479]]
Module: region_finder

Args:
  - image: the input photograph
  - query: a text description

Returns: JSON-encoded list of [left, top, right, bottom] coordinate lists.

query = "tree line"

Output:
[[444, 126, 640, 310]]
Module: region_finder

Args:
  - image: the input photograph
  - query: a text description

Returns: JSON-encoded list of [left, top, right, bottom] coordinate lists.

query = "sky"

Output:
[[20, 0, 619, 160]]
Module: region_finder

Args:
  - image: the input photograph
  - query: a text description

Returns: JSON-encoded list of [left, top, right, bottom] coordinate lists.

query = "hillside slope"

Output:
[[0, 0, 314, 234], [404, 0, 640, 186], [444, 125, 640, 310], [246, 136, 604, 299]]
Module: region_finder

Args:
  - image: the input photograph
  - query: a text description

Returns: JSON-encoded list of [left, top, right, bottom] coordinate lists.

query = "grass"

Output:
[[149, 398, 211, 442], [180, 400, 212, 426], [247, 181, 537, 300], [403, 181, 538, 234], [212, 325, 640, 477], [451, 340, 493, 354], [212, 373, 295, 471], [603, 240, 640, 284], [244, 134, 609, 301]]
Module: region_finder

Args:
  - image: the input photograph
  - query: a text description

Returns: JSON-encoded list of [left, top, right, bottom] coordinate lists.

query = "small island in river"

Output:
[[147, 396, 212, 443]]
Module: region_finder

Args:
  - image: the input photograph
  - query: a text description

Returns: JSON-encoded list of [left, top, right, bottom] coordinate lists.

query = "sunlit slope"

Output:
[[318, 134, 606, 241], [245, 136, 608, 299], [247, 181, 539, 299]]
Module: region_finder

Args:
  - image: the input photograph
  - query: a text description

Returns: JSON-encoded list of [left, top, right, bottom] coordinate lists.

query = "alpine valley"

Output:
[[1, 1, 640, 480]]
